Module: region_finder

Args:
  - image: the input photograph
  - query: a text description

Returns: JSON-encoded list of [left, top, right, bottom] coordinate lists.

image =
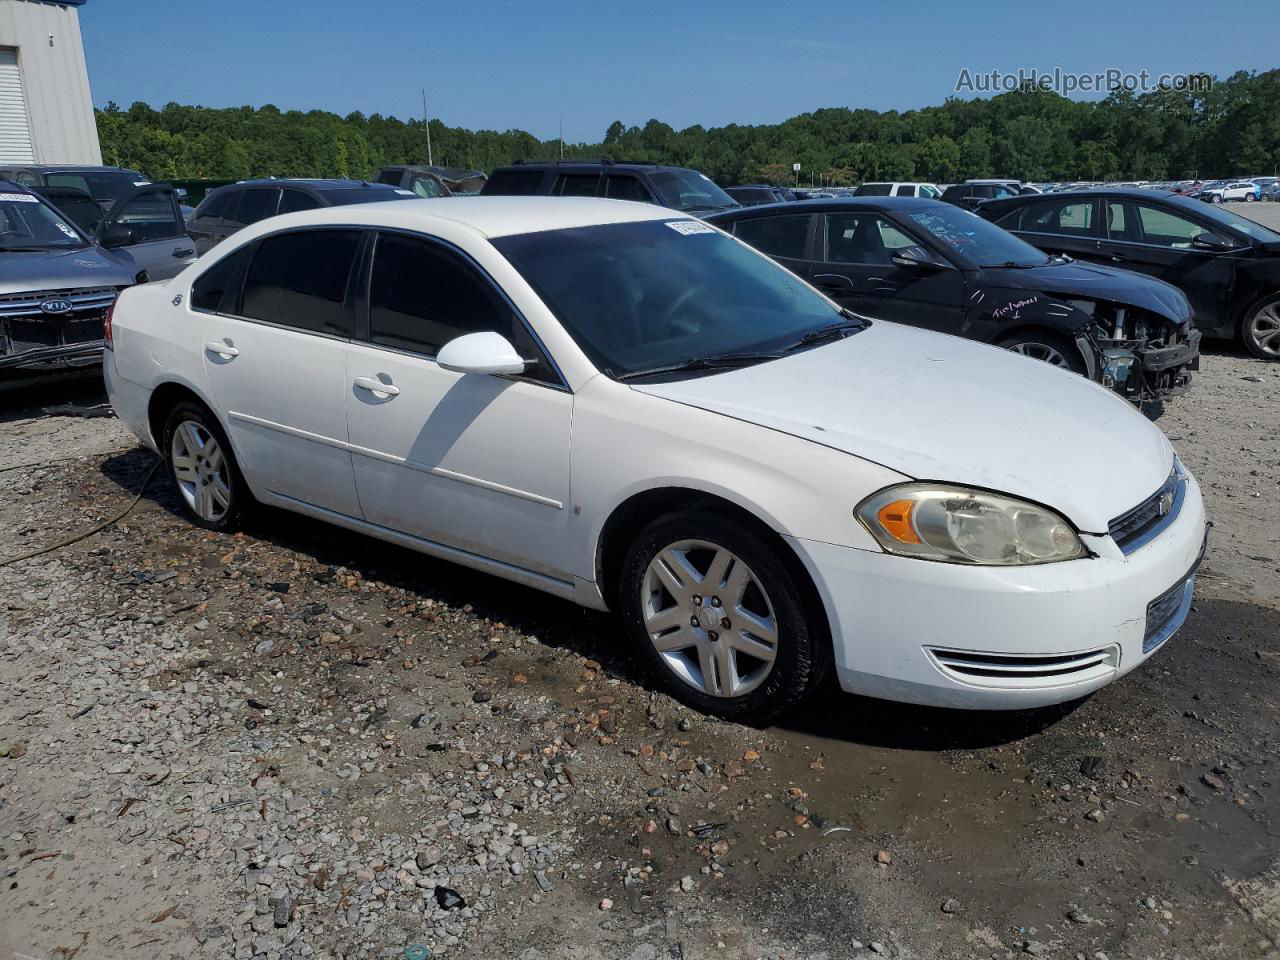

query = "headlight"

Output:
[[855, 484, 1086, 565]]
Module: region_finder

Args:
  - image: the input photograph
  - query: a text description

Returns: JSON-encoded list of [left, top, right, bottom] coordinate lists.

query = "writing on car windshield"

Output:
[[492, 219, 847, 380], [0, 194, 85, 249], [907, 206, 1048, 267]]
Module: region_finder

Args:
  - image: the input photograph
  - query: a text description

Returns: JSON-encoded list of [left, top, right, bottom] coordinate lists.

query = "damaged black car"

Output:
[[706, 197, 1200, 403]]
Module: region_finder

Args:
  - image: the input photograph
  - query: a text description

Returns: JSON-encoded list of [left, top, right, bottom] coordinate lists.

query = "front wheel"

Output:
[[1242, 295, 1280, 360], [998, 332, 1088, 376], [1245, 193, 1257, 202], [162, 401, 250, 531], [617, 512, 827, 723]]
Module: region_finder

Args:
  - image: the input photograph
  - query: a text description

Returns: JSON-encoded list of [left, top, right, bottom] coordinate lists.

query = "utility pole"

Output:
[[421, 88, 433, 167]]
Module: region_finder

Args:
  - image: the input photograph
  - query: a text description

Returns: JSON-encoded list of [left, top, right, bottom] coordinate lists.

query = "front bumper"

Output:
[[787, 469, 1207, 709], [0, 340, 104, 373]]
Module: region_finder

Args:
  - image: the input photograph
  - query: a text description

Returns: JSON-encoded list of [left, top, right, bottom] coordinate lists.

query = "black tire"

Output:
[[617, 510, 829, 724], [1240, 293, 1280, 361], [161, 400, 251, 531], [997, 331, 1088, 376]]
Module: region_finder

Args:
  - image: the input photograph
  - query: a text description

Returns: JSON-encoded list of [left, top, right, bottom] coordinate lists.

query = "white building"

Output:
[[0, 0, 100, 164]]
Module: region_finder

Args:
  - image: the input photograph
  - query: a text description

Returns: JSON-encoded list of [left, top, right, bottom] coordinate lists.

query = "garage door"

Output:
[[0, 48, 35, 164]]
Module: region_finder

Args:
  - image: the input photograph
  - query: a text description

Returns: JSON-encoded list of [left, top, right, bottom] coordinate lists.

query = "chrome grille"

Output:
[[1, 287, 117, 356]]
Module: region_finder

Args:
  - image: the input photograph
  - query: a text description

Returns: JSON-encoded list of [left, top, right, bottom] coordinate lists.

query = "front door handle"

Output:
[[205, 340, 239, 358], [354, 376, 400, 397], [173, 247, 195, 258]]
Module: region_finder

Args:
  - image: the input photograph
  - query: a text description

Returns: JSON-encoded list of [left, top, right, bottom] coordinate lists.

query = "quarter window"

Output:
[[241, 230, 359, 336], [731, 214, 810, 260]]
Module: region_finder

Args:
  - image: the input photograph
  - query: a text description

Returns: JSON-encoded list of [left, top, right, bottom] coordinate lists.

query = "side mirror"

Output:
[[891, 247, 945, 270], [99, 224, 136, 248], [1191, 233, 1231, 252], [436, 332, 527, 376]]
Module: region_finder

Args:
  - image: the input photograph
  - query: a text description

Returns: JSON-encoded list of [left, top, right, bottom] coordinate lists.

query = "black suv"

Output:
[[480, 160, 739, 217], [186, 179, 418, 254]]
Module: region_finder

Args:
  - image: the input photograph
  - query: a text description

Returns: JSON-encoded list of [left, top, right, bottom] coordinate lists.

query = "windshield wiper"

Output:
[[782, 315, 869, 353], [615, 351, 782, 382]]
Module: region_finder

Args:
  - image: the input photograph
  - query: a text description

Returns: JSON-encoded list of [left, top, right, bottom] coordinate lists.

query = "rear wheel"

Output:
[[1245, 192, 1257, 202], [1242, 295, 1280, 360], [618, 511, 827, 723], [162, 401, 249, 530], [998, 331, 1087, 375]]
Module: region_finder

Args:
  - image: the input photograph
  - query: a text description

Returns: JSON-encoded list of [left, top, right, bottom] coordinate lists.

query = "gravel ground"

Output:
[[0, 338, 1277, 956]]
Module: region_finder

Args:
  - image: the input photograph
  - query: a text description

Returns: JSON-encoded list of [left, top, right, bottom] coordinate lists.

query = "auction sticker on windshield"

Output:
[[0, 192, 39, 203], [666, 220, 716, 235]]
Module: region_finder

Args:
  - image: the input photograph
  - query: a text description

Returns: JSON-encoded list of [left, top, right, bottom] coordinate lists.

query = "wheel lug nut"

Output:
[[690, 616, 699, 627], [711, 597, 721, 607], [692, 595, 702, 605], [708, 631, 719, 641], [721, 618, 731, 629]]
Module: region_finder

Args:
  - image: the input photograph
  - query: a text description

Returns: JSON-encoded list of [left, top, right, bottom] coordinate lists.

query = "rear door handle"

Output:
[[173, 247, 195, 258], [205, 340, 239, 358], [354, 376, 400, 397]]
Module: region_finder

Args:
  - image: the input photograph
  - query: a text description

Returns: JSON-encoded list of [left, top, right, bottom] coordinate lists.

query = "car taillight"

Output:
[[104, 300, 115, 350]]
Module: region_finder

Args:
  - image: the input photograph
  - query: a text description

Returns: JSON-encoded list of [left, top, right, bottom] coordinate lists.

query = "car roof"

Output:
[[995, 186, 1179, 201], [495, 161, 688, 173], [2, 164, 141, 174], [230, 195, 680, 240], [232, 178, 403, 191], [707, 196, 946, 219]]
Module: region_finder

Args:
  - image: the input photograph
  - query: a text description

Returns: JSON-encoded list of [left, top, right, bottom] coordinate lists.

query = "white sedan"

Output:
[[104, 197, 1207, 721]]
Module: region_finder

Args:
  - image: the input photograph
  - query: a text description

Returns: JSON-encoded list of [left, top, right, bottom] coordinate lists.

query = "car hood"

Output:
[[633, 322, 1173, 534], [981, 260, 1191, 323], [0, 244, 135, 293]]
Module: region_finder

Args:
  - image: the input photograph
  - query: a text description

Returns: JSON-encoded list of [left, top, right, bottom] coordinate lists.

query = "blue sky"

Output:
[[81, 0, 1278, 141]]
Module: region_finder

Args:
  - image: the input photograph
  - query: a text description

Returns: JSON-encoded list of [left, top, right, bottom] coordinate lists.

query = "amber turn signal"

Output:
[[876, 498, 922, 544]]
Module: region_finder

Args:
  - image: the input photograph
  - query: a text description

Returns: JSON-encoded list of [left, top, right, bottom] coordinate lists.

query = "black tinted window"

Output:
[[376, 170, 402, 185], [112, 189, 183, 241], [198, 191, 230, 219], [233, 189, 279, 225], [732, 215, 810, 260], [482, 169, 545, 195], [241, 230, 359, 335], [894, 184, 915, 196], [369, 232, 511, 356], [279, 189, 322, 214], [555, 174, 600, 197], [191, 244, 254, 314], [605, 176, 651, 202], [1019, 199, 1098, 237]]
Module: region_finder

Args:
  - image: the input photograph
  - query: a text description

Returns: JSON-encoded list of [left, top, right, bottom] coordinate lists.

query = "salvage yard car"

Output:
[[0, 182, 136, 383], [481, 160, 740, 217], [708, 197, 1201, 402], [104, 197, 1207, 721], [980, 187, 1280, 359]]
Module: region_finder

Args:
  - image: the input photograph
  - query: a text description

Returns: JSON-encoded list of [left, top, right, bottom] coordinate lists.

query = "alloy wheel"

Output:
[[641, 539, 778, 698], [1247, 300, 1280, 358], [170, 420, 232, 522], [1006, 341, 1070, 367]]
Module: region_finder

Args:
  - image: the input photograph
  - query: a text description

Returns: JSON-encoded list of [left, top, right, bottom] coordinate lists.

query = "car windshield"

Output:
[[492, 218, 847, 380], [649, 170, 739, 212], [45, 171, 145, 204], [1169, 194, 1280, 243], [906, 204, 1049, 267], [0, 191, 87, 249]]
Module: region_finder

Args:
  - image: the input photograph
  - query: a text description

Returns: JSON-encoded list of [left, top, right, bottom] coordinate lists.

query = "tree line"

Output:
[[97, 69, 1280, 187]]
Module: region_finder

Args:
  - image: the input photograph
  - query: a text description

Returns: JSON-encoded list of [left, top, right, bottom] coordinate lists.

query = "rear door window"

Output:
[[731, 214, 811, 260], [279, 189, 322, 214], [198, 191, 231, 219], [1018, 199, 1099, 237], [232, 188, 280, 225], [482, 169, 545, 195], [605, 175, 652, 203], [554, 173, 600, 197], [240, 230, 360, 336]]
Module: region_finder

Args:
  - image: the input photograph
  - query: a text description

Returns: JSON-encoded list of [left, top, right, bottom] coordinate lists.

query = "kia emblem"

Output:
[[40, 299, 73, 314]]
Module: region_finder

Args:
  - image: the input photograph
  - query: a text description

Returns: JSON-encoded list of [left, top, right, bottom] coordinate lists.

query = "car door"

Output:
[[808, 211, 965, 332], [998, 196, 1104, 263], [343, 230, 574, 578], [726, 212, 816, 282], [1097, 198, 1237, 326], [96, 183, 194, 280], [194, 229, 363, 517]]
